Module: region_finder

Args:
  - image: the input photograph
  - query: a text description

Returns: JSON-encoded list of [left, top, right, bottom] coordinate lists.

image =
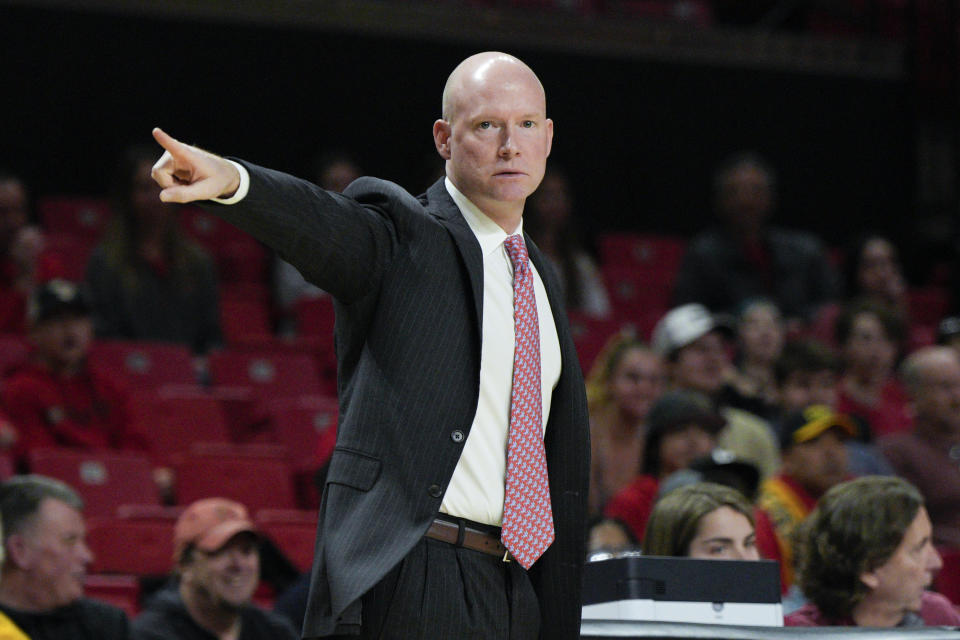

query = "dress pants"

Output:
[[329, 536, 541, 639]]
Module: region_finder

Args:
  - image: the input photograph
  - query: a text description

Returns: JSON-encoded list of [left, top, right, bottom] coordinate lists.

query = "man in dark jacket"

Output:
[[132, 497, 297, 640]]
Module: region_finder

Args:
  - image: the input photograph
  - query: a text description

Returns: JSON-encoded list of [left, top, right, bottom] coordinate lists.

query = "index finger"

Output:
[[152, 127, 193, 162]]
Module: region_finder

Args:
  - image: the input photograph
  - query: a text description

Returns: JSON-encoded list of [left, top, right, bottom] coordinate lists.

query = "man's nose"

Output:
[[499, 133, 518, 158]]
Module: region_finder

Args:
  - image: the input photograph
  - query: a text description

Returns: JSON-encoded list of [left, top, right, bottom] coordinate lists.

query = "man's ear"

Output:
[[860, 569, 880, 590], [5, 535, 33, 570], [545, 118, 554, 158], [433, 120, 452, 160]]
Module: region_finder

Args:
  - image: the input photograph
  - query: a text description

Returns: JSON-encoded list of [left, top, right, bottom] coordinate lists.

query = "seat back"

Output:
[[173, 443, 296, 511], [88, 340, 197, 390], [29, 448, 159, 516]]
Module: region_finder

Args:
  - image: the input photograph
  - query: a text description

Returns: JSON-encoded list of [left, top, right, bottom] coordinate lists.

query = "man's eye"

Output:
[[522, 120, 535, 128], [478, 122, 492, 130]]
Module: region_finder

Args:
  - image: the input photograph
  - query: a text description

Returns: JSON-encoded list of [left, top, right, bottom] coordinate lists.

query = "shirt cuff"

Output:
[[210, 160, 250, 205]]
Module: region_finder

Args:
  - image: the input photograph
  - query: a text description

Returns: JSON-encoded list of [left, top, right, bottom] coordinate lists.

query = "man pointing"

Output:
[[151, 51, 589, 639]]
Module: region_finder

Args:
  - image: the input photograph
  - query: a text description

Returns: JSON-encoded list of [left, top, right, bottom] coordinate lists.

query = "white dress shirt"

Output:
[[439, 178, 561, 526]]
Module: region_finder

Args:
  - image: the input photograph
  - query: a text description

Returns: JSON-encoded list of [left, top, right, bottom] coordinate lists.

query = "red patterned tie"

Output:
[[500, 234, 554, 569]]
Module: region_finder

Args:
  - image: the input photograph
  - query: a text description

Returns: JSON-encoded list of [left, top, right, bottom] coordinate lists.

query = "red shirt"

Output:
[[1, 359, 148, 462], [837, 379, 912, 438], [603, 475, 659, 542], [786, 591, 960, 627]]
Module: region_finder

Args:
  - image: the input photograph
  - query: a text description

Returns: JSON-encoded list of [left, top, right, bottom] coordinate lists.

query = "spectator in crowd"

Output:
[[835, 298, 911, 438], [585, 516, 636, 558], [1, 280, 149, 460], [524, 167, 610, 318], [585, 333, 666, 514], [651, 303, 780, 478], [787, 475, 959, 627], [0, 474, 130, 639], [774, 339, 840, 415], [84, 146, 222, 355], [604, 390, 725, 541], [0, 172, 62, 335], [273, 151, 361, 336], [721, 298, 784, 421], [0, 512, 29, 639], [132, 497, 298, 640], [773, 339, 892, 477], [843, 234, 908, 318], [758, 405, 856, 590], [672, 152, 839, 326], [881, 346, 960, 548], [810, 232, 913, 350], [643, 482, 759, 560], [936, 315, 960, 358]]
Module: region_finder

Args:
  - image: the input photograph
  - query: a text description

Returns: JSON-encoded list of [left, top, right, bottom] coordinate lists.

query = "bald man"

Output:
[[881, 346, 960, 548], [150, 52, 589, 639]]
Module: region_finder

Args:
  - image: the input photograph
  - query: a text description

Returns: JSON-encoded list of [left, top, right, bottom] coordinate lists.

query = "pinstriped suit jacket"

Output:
[[209, 163, 590, 639]]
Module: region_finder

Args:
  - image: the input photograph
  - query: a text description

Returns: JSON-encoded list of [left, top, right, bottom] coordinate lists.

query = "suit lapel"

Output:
[[525, 234, 570, 343], [425, 180, 484, 333]]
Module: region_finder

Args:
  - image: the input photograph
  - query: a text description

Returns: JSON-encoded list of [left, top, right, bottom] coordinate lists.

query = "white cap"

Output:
[[651, 303, 730, 356]]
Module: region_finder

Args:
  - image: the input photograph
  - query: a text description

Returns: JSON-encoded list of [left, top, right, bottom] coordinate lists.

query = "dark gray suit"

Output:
[[209, 162, 590, 639]]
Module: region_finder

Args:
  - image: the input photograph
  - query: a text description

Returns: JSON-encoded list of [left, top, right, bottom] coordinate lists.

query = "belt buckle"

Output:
[[502, 549, 511, 563]]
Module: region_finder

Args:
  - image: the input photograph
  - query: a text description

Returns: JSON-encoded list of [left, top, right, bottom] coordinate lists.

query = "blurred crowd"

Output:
[[0, 122, 959, 634]]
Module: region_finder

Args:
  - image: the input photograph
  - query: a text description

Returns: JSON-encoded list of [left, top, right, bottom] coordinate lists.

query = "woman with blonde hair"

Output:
[[585, 332, 666, 514]]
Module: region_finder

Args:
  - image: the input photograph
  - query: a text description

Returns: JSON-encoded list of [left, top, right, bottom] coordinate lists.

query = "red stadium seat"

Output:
[[296, 296, 336, 339], [36, 196, 112, 241], [43, 234, 97, 282], [208, 349, 324, 398], [180, 207, 268, 285], [84, 574, 140, 617], [173, 443, 296, 511], [88, 340, 198, 391], [600, 265, 673, 334], [220, 298, 274, 346], [566, 311, 631, 374], [0, 334, 29, 376], [265, 395, 338, 508], [598, 233, 687, 283], [29, 448, 159, 516], [265, 395, 338, 472], [909, 286, 951, 327], [127, 390, 231, 466], [0, 454, 14, 482], [295, 297, 338, 385], [87, 516, 176, 576], [255, 509, 318, 573]]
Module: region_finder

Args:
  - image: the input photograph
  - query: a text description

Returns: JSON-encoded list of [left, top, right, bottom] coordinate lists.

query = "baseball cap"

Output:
[[778, 404, 857, 450], [28, 279, 90, 325], [651, 303, 733, 357], [646, 390, 726, 438], [174, 498, 257, 561], [937, 316, 960, 345]]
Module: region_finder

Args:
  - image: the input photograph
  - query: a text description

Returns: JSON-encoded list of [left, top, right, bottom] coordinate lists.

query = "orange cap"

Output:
[[174, 498, 257, 561]]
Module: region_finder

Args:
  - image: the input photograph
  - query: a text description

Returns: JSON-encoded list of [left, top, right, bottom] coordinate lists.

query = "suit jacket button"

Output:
[[451, 429, 464, 443], [428, 484, 442, 498]]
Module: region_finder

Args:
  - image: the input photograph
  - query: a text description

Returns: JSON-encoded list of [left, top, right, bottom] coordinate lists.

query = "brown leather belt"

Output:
[[425, 516, 512, 561]]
